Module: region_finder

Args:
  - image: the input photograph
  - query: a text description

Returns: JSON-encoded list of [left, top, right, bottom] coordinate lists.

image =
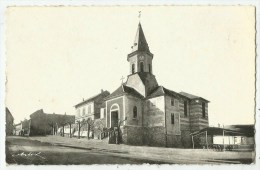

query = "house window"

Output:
[[133, 106, 137, 119], [171, 98, 175, 106], [171, 113, 174, 124], [140, 62, 144, 72], [100, 108, 105, 119], [132, 64, 135, 74], [77, 109, 80, 117], [184, 101, 188, 117], [88, 105, 91, 114], [202, 102, 206, 118], [82, 107, 86, 116]]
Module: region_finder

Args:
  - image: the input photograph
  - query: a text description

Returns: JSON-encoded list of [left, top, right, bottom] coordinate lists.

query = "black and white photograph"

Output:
[[0, 2, 259, 169]]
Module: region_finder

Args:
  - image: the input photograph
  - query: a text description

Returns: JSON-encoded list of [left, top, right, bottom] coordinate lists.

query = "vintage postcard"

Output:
[[1, 3, 259, 170]]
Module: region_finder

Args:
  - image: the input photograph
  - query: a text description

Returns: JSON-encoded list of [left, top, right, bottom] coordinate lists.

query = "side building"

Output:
[[29, 109, 75, 136], [74, 90, 110, 122], [6, 107, 14, 136]]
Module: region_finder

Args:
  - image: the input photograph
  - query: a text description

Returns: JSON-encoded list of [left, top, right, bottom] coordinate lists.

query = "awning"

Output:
[[190, 127, 245, 137]]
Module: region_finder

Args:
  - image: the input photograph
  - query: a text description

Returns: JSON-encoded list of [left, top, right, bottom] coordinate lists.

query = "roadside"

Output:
[[6, 137, 166, 164], [24, 135, 254, 164]]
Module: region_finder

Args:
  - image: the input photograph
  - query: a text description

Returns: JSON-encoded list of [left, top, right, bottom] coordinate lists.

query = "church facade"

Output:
[[104, 23, 209, 148]]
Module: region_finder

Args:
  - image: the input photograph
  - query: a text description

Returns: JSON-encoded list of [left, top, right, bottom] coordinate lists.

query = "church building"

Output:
[[104, 22, 209, 148]]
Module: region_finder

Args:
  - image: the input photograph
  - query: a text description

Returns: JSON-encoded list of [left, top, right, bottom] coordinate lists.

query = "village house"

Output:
[[104, 22, 210, 148], [73, 90, 110, 138], [74, 90, 110, 122], [13, 122, 22, 136], [5, 107, 14, 136]]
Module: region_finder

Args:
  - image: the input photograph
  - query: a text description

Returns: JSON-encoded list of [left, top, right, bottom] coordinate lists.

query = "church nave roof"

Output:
[[105, 84, 144, 100]]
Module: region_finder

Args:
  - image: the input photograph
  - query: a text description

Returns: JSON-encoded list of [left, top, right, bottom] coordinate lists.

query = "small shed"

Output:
[[190, 127, 245, 150]]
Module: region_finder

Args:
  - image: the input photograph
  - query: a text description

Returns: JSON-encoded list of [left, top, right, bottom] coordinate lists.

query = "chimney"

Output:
[[83, 98, 84, 101], [101, 89, 104, 93]]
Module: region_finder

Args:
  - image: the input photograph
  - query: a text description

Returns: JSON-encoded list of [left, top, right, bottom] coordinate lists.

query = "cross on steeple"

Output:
[[138, 11, 141, 21], [120, 76, 125, 84]]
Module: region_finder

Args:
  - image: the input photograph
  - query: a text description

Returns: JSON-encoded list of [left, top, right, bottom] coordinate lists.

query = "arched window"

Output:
[[140, 62, 144, 72], [132, 64, 135, 74], [111, 104, 119, 111], [133, 106, 137, 118], [149, 64, 151, 73]]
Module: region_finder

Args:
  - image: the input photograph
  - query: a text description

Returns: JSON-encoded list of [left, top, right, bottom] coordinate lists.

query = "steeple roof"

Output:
[[131, 23, 150, 53]]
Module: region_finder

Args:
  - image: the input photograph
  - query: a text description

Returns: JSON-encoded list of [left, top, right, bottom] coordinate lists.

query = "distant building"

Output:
[[29, 109, 75, 136], [103, 22, 209, 147], [13, 123, 22, 136], [21, 119, 31, 136], [6, 107, 14, 136], [74, 90, 110, 122]]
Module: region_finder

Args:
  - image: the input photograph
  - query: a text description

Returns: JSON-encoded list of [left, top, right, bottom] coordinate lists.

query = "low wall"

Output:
[[122, 126, 166, 147]]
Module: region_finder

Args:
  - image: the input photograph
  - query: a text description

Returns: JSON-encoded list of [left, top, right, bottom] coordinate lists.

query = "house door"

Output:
[[111, 111, 118, 128]]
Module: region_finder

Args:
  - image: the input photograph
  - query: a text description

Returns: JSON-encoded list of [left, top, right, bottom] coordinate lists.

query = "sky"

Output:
[[5, 6, 255, 126]]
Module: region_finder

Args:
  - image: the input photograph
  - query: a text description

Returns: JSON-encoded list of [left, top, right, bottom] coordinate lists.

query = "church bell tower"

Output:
[[127, 23, 154, 75], [125, 22, 158, 97]]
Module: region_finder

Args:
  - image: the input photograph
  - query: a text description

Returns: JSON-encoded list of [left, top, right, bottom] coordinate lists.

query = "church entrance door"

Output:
[[111, 111, 118, 128]]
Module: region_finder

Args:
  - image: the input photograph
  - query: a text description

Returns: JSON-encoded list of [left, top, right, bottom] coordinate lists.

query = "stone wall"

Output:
[[166, 134, 182, 148], [122, 125, 166, 147], [181, 130, 192, 148], [144, 126, 166, 146], [121, 126, 143, 145]]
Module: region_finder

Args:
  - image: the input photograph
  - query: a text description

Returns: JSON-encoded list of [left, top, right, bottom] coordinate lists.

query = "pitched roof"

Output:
[[147, 86, 210, 102], [105, 85, 144, 100], [147, 86, 164, 98], [6, 107, 14, 120], [179, 92, 199, 99], [74, 90, 110, 108], [225, 124, 254, 137], [137, 72, 152, 85], [190, 127, 246, 137], [147, 86, 189, 99], [163, 87, 187, 99], [179, 92, 209, 102], [131, 23, 150, 53]]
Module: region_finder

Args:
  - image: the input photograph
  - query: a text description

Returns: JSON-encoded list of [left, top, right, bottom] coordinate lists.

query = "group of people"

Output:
[[203, 144, 236, 151]]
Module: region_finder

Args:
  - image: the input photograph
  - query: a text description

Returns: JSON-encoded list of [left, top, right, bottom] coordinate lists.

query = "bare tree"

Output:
[[86, 118, 94, 140], [66, 120, 74, 138], [94, 119, 105, 139], [114, 117, 127, 144], [76, 119, 86, 139], [48, 121, 55, 135]]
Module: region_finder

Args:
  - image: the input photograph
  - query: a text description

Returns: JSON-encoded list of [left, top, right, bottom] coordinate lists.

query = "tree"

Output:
[[48, 121, 55, 135], [114, 117, 127, 144], [66, 120, 74, 138], [94, 119, 105, 139], [76, 119, 86, 139], [86, 118, 94, 139]]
